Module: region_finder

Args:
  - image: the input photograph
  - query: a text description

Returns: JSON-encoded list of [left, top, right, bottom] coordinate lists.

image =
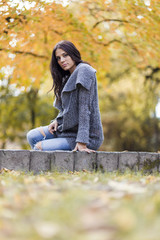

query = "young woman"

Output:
[[27, 40, 104, 153]]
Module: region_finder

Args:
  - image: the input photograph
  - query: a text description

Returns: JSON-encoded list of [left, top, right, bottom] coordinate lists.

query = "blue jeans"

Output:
[[27, 126, 71, 151]]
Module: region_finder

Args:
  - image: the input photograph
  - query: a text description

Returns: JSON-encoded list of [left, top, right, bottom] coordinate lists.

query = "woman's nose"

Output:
[[60, 56, 65, 62]]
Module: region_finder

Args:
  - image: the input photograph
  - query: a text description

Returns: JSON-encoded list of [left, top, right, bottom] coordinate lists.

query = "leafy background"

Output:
[[0, 0, 160, 151]]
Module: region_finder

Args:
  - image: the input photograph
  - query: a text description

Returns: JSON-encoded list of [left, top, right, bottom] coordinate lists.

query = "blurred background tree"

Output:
[[0, 0, 160, 151]]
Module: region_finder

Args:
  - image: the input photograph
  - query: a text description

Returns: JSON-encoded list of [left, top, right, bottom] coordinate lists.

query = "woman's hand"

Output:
[[73, 142, 95, 153], [48, 120, 58, 134]]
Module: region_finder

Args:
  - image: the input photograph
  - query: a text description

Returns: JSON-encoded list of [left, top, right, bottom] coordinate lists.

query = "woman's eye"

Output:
[[56, 54, 68, 61]]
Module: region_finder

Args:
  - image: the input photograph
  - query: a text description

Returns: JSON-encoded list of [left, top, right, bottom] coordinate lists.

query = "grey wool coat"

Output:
[[53, 62, 104, 150]]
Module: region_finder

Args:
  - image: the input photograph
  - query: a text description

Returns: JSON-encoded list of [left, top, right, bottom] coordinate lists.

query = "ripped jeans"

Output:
[[27, 126, 71, 151]]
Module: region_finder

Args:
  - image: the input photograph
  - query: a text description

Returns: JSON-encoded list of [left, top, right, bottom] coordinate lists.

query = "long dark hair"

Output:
[[50, 40, 85, 99]]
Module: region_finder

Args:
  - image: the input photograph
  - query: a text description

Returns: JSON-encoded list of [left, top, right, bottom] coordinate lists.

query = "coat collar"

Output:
[[62, 63, 96, 93]]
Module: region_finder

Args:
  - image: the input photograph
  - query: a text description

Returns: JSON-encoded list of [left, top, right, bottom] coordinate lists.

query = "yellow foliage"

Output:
[[0, 0, 160, 89]]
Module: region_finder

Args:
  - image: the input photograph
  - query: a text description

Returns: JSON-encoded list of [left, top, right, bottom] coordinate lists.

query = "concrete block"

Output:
[[0, 150, 30, 171], [139, 152, 159, 173], [51, 151, 74, 172], [97, 152, 118, 172], [74, 152, 96, 172], [1, 150, 160, 173], [119, 152, 139, 172], [30, 151, 51, 173]]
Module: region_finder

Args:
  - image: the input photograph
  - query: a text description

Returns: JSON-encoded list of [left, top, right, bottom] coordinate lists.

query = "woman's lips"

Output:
[[62, 64, 67, 68]]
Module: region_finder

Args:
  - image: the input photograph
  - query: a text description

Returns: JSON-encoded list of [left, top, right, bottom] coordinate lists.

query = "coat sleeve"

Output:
[[50, 111, 63, 123], [76, 84, 91, 144], [50, 98, 63, 123]]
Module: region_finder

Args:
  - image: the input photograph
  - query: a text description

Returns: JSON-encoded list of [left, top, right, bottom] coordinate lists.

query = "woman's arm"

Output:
[[49, 98, 62, 134], [73, 84, 95, 153]]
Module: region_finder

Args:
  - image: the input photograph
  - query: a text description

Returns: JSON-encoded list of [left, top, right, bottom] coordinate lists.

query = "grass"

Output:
[[0, 168, 160, 240]]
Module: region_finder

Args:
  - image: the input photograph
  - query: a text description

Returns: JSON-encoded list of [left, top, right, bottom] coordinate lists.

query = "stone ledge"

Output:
[[0, 150, 159, 173]]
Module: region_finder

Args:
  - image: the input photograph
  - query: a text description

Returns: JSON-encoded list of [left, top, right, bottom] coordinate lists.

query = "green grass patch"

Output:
[[0, 169, 160, 240]]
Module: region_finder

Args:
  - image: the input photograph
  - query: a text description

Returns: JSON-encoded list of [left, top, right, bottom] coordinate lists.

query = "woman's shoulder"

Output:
[[76, 63, 96, 75], [74, 63, 97, 91]]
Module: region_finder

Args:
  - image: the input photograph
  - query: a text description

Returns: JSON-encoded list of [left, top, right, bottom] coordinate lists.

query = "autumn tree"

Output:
[[0, 0, 160, 150]]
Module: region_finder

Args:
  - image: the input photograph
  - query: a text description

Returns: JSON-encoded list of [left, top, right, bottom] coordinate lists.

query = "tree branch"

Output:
[[90, 37, 124, 47], [89, 34, 138, 53], [0, 48, 49, 59], [92, 19, 130, 29]]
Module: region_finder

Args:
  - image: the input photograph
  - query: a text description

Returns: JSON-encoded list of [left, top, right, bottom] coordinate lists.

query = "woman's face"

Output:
[[55, 48, 76, 74]]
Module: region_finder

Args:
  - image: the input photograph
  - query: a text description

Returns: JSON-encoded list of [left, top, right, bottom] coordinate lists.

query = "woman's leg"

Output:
[[27, 126, 71, 151], [27, 126, 56, 149], [40, 138, 71, 151]]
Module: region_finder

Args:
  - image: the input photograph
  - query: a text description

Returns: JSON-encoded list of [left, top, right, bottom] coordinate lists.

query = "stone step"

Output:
[[0, 150, 159, 174]]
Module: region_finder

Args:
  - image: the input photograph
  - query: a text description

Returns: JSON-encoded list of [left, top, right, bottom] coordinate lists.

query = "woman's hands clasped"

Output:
[[48, 120, 58, 134], [73, 142, 95, 153]]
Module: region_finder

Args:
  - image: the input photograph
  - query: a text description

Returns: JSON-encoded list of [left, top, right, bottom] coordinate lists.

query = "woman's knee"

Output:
[[26, 128, 41, 148], [27, 129, 36, 142], [27, 127, 46, 150], [27, 130, 32, 142], [27, 128, 45, 140]]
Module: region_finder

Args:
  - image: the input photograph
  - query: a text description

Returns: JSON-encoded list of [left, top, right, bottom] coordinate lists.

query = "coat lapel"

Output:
[[62, 63, 96, 94]]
